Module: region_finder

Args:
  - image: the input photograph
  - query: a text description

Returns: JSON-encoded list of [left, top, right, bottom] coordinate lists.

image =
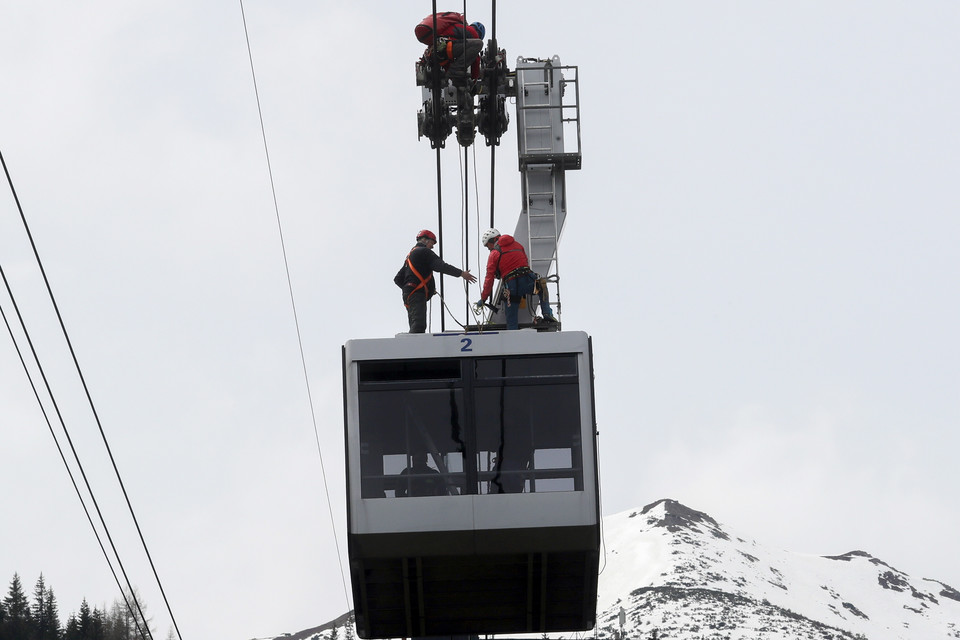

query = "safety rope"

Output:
[[437, 285, 484, 332]]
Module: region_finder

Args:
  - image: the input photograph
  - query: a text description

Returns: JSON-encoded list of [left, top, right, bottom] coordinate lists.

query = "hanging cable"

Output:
[[471, 144, 483, 257], [488, 0, 499, 228], [437, 147, 446, 332], [238, 0, 351, 612], [429, 1, 447, 332], [489, 0, 498, 229], [488, 146, 498, 230], [0, 268, 151, 640], [436, 293, 470, 331], [430, 1, 501, 330], [472, 147, 488, 327], [456, 129, 482, 331], [469, 144, 483, 326], [436, 144, 445, 333], [461, 145, 471, 325], [2, 146, 169, 640], [596, 427, 608, 576]]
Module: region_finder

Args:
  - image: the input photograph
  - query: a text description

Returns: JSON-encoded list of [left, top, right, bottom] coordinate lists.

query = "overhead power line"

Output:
[[1, 146, 180, 640], [0, 270, 151, 640]]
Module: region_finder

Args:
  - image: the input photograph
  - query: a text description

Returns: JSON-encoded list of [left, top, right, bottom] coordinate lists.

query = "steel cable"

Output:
[[238, 0, 351, 613], [1, 149, 155, 640]]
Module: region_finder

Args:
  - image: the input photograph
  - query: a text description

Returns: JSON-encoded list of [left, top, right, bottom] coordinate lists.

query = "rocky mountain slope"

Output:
[[597, 499, 960, 639], [271, 498, 960, 640]]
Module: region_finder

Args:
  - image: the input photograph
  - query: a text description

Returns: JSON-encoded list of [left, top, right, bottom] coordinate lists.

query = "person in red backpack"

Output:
[[478, 228, 556, 330], [395, 229, 476, 333], [415, 12, 485, 82]]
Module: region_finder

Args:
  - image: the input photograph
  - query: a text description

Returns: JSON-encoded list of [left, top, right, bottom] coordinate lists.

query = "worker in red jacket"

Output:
[[415, 12, 485, 82], [477, 228, 556, 330]]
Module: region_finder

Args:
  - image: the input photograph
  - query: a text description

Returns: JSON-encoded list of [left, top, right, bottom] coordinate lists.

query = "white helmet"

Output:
[[481, 228, 500, 246]]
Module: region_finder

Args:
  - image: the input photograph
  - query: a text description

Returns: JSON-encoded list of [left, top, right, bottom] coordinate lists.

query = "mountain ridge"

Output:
[[597, 498, 960, 639], [270, 498, 960, 640]]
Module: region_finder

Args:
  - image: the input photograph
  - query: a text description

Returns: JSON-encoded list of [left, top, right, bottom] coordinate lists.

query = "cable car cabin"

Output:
[[343, 330, 599, 639]]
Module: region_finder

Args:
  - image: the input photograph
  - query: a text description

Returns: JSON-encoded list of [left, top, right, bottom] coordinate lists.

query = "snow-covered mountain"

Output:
[[597, 499, 960, 640], [275, 498, 960, 640]]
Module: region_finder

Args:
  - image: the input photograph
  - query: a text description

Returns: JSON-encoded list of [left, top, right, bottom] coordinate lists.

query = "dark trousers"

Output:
[[446, 39, 482, 77], [406, 290, 428, 333], [504, 273, 554, 330]]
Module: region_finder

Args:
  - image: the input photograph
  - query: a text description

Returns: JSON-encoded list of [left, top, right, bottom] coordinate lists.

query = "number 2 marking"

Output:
[[460, 337, 473, 352]]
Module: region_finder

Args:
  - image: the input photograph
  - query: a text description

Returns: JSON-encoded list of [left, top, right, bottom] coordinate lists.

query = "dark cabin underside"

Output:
[[349, 526, 599, 638]]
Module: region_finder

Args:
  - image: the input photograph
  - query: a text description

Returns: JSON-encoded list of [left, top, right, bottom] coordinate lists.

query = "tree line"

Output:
[[0, 573, 160, 640]]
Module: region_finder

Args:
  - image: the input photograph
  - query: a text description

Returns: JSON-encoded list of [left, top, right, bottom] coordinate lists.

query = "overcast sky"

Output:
[[2, 2, 958, 640]]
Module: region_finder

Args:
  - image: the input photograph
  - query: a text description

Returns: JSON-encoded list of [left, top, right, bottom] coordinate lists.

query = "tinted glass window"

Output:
[[474, 382, 582, 494], [358, 387, 467, 498], [359, 359, 461, 382], [355, 354, 583, 498], [475, 355, 577, 378]]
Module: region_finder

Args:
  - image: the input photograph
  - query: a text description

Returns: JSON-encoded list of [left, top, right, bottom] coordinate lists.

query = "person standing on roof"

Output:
[[395, 229, 477, 333], [415, 11, 485, 83], [477, 228, 556, 330]]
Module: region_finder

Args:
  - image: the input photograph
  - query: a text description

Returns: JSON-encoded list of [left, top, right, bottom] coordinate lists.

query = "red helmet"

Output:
[[417, 229, 437, 242]]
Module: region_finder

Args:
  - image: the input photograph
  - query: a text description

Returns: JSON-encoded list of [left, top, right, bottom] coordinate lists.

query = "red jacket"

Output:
[[415, 12, 482, 79], [415, 12, 480, 45], [481, 235, 529, 300]]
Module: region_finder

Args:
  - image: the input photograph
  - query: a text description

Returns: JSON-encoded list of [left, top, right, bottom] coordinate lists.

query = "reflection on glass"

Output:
[[357, 355, 582, 498], [475, 382, 581, 494], [359, 387, 466, 498]]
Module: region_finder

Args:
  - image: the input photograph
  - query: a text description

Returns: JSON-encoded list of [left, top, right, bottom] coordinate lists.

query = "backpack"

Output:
[[415, 12, 466, 44]]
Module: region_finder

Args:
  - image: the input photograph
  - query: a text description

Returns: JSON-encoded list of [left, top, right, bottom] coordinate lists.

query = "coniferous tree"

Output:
[[73, 600, 95, 640], [88, 607, 105, 640], [41, 584, 61, 640], [30, 574, 62, 640], [1, 573, 32, 640], [30, 574, 46, 640], [64, 613, 80, 640]]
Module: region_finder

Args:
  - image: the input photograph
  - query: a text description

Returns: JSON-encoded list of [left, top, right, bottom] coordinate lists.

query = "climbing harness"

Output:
[[402, 250, 434, 307], [503, 266, 532, 281]]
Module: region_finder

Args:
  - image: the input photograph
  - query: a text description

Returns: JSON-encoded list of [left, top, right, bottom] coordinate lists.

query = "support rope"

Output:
[[239, 0, 351, 612]]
